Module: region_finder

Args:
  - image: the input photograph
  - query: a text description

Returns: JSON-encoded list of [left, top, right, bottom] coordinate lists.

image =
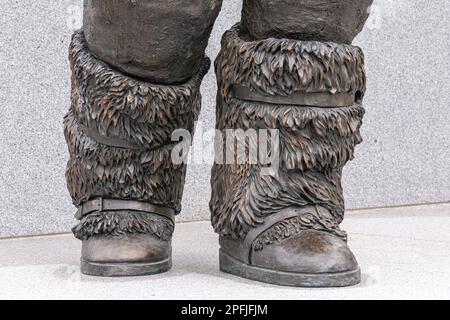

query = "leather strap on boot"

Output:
[[242, 206, 319, 265], [233, 85, 358, 107], [75, 198, 175, 223]]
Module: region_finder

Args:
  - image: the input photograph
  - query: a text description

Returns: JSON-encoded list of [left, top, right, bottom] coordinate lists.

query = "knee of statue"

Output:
[[240, 0, 373, 43], [83, 0, 223, 83]]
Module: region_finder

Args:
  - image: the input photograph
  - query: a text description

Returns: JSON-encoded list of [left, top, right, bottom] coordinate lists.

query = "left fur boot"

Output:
[[64, 31, 209, 276], [210, 25, 367, 287]]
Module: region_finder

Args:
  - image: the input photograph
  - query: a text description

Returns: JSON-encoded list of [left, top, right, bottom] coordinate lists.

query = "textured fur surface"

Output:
[[69, 30, 210, 150], [65, 31, 209, 239], [217, 24, 366, 102], [72, 211, 174, 241], [211, 26, 366, 240], [65, 109, 187, 211]]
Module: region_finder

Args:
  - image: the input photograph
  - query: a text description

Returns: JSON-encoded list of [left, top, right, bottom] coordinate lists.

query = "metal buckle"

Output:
[[75, 206, 83, 220], [75, 197, 104, 220], [92, 197, 104, 213]]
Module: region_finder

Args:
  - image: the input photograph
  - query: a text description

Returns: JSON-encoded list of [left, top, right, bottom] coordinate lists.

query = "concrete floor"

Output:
[[0, 203, 449, 300]]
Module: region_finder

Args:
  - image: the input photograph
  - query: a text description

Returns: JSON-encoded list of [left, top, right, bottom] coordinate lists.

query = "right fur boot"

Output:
[[210, 22, 368, 287]]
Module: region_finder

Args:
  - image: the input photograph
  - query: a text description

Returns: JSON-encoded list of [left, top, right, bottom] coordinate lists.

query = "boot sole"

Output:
[[81, 257, 172, 277], [220, 249, 361, 288]]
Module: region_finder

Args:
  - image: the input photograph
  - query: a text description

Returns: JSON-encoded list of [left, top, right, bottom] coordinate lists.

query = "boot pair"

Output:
[[64, 0, 372, 287]]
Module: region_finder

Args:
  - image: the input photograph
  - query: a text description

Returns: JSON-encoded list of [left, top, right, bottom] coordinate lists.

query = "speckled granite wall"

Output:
[[0, 0, 449, 238]]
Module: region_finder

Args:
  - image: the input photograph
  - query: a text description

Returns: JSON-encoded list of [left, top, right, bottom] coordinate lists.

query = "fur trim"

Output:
[[216, 24, 366, 101], [72, 211, 174, 241], [69, 30, 209, 150]]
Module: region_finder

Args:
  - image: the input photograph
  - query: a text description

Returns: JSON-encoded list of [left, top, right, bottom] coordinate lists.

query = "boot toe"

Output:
[[252, 230, 359, 274], [81, 234, 172, 277]]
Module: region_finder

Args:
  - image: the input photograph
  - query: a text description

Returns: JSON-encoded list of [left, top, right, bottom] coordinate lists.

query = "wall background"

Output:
[[0, 0, 449, 238]]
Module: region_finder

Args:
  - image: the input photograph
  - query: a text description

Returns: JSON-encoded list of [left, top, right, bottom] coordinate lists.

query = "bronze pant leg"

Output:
[[64, 0, 222, 277], [211, 0, 373, 287]]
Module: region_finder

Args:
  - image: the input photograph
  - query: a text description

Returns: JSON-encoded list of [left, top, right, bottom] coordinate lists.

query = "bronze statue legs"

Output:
[[64, 0, 222, 276], [64, 0, 373, 285]]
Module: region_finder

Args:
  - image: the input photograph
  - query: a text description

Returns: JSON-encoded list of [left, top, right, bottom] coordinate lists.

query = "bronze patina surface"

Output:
[[65, 0, 373, 284], [65, 1, 221, 276], [83, 0, 222, 83], [241, 0, 373, 43], [211, 1, 373, 287]]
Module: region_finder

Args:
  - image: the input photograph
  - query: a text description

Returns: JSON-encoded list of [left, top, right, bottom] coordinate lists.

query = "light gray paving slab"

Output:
[[0, 204, 449, 300]]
